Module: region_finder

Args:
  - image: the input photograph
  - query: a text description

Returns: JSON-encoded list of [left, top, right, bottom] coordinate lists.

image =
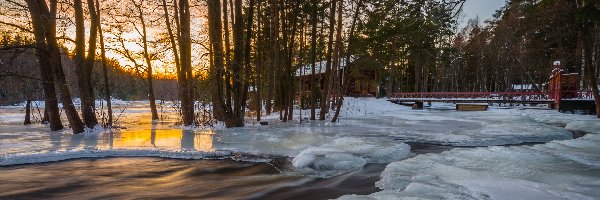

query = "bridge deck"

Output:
[[388, 98, 554, 104], [388, 92, 596, 105]]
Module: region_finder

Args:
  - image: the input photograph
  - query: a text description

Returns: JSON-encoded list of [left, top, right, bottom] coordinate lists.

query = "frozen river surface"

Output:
[[1, 98, 599, 199]]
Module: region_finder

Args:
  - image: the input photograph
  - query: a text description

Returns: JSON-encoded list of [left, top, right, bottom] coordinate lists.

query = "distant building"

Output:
[[511, 84, 541, 92], [295, 57, 378, 98]]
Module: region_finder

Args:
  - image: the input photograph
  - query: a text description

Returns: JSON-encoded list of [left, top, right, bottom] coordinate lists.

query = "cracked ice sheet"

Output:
[[503, 108, 600, 134], [338, 134, 600, 200], [0, 99, 575, 158], [0, 98, 592, 169], [215, 100, 573, 156], [323, 100, 573, 146]]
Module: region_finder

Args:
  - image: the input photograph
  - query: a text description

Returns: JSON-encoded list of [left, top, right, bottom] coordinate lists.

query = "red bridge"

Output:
[[389, 92, 553, 104], [389, 91, 594, 104], [388, 61, 596, 113]]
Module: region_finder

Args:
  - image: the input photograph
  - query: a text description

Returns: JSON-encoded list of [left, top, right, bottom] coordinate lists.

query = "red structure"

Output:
[[389, 60, 595, 113], [548, 61, 593, 103], [388, 92, 550, 104]]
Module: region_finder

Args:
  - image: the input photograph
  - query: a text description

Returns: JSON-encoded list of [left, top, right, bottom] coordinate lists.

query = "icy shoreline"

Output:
[[1, 98, 599, 199], [339, 134, 600, 200], [0, 149, 232, 166]]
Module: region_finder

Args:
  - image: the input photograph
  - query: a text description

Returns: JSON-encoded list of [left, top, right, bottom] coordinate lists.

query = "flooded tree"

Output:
[[25, 0, 85, 133], [74, 0, 100, 128]]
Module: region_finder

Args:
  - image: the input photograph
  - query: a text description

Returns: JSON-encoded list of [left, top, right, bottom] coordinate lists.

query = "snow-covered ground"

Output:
[[1, 97, 599, 198], [339, 134, 600, 200]]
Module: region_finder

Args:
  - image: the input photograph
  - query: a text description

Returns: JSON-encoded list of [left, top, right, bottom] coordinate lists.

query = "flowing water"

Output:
[[0, 158, 383, 200], [3, 101, 589, 199]]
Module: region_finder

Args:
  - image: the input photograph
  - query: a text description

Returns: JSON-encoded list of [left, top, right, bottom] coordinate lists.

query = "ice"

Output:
[[0, 98, 597, 178], [292, 147, 367, 177], [512, 108, 598, 128], [0, 149, 231, 166], [328, 137, 411, 163], [292, 138, 410, 177], [339, 134, 600, 200], [339, 101, 573, 146], [565, 120, 600, 134]]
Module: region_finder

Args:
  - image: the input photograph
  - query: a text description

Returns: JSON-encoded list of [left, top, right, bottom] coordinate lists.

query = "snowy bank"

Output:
[[1, 98, 598, 178], [339, 134, 600, 200]]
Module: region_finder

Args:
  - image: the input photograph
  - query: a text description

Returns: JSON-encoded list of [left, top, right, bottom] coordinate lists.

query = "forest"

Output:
[[0, 0, 599, 134]]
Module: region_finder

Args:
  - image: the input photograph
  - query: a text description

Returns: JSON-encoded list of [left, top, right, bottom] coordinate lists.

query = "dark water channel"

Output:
[[0, 157, 384, 200]]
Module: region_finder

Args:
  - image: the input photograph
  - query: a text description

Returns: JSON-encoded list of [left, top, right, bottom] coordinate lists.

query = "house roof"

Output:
[[295, 57, 354, 77], [511, 84, 539, 90]]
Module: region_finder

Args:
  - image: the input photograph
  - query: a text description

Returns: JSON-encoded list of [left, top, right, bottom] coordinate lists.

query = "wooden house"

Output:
[[295, 57, 378, 100]]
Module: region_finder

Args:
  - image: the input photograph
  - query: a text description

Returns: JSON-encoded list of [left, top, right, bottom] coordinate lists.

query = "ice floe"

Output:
[[292, 137, 410, 177], [339, 134, 600, 200], [1, 98, 598, 179]]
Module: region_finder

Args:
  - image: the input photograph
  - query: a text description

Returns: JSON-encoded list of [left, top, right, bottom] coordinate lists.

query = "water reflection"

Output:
[[111, 129, 215, 151]]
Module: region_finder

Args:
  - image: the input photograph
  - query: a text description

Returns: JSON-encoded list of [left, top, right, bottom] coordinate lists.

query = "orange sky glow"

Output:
[[0, 0, 210, 79]]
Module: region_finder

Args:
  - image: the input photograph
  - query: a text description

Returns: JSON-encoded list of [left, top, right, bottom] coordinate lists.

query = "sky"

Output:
[[459, 0, 507, 29]]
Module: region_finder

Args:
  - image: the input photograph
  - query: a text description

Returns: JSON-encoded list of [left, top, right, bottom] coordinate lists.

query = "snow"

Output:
[[1, 97, 599, 181], [291, 137, 410, 177], [292, 147, 367, 177], [565, 120, 600, 134], [0, 148, 232, 166], [508, 108, 599, 134], [334, 99, 574, 146], [339, 134, 600, 200], [294, 57, 353, 76]]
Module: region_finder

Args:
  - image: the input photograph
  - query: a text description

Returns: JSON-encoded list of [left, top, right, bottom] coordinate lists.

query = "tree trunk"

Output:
[[299, 25, 306, 122], [309, 0, 318, 120], [223, 0, 233, 112], [584, 27, 600, 117], [30, 0, 85, 133], [331, 0, 343, 104], [179, 0, 195, 125], [24, 100, 32, 125], [255, 0, 262, 121], [320, 0, 336, 120], [135, 3, 159, 121], [594, 25, 600, 117], [162, 0, 187, 124], [279, 0, 288, 121], [242, 0, 255, 121], [96, 0, 112, 127], [42, 109, 49, 125], [207, 0, 227, 126], [26, 0, 63, 131], [332, 0, 362, 123], [74, 0, 98, 128], [226, 0, 245, 127], [85, 0, 99, 124], [286, 4, 300, 122], [266, 0, 278, 116]]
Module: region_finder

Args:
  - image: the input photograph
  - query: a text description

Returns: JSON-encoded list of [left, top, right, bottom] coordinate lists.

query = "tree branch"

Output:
[[0, 21, 32, 33], [0, 44, 35, 51]]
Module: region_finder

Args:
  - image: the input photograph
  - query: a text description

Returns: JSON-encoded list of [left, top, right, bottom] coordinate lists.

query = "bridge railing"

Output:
[[562, 91, 595, 100], [389, 92, 549, 101]]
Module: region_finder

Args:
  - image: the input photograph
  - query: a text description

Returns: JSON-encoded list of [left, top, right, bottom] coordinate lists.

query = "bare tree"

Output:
[[332, 0, 361, 123], [26, 0, 85, 133], [254, 0, 263, 121], [207, 0, 226, 126], [96, 0, 112, 126], [178, 0, 195, 125], [309, 0, 318, 120], [320, 0, 336, 120], [74, 0, 99, 128]]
